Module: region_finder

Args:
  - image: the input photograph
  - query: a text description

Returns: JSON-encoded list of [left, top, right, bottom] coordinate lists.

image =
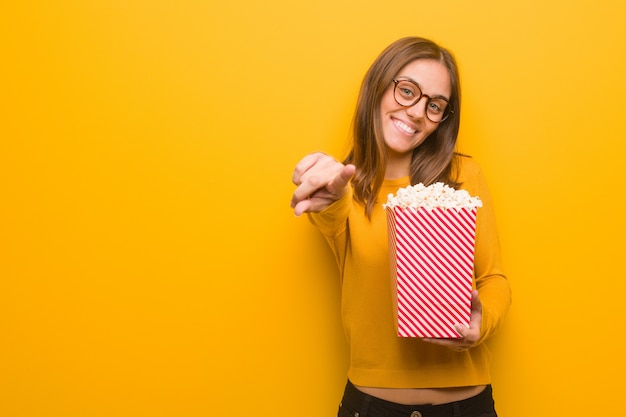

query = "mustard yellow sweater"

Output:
[[309, 155, 511, 388]]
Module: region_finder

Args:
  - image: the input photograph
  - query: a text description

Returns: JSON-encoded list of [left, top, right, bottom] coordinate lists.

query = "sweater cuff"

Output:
[[307, 187, 353, 237], [477, 280, 512, 344]]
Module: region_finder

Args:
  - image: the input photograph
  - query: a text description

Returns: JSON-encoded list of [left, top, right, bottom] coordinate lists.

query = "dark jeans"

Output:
[[337, 380, 497, 417]]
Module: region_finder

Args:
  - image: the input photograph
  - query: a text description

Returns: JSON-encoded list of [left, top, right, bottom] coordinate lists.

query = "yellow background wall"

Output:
[[2, 1, 625, 416]]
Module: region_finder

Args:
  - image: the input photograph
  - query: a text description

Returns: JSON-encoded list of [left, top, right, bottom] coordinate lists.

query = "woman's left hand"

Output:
[[422, 290, 482, 351]]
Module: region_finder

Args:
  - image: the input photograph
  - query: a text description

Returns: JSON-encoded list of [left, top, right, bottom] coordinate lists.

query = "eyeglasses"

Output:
[[392, 79, 453, 123]]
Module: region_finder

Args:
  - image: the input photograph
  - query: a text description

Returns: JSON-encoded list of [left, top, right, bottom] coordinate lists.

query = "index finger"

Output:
[[326, 164, 356, 195]]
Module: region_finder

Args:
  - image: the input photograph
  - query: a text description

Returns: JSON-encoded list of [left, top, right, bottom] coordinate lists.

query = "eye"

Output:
[[400, 87, 415, 97], [427, 99, 447, 114], [396, 81, 419, 99]]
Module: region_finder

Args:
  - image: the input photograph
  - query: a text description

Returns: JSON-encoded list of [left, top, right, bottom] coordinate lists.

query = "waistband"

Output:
[[340, 380, 495, 417]]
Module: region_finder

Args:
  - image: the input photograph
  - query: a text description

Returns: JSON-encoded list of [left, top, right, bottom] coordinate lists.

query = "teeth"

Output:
[[394, 119, 417, 134]]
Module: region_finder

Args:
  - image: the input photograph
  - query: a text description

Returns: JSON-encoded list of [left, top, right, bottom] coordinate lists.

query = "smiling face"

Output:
[[380, 59, 451, 177]]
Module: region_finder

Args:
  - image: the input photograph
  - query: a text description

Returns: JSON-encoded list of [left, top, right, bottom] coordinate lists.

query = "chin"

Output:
[[387, 138, 424, 155]]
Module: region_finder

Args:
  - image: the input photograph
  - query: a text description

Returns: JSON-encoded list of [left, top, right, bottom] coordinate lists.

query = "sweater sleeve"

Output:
[[471, 165, 512, 345], [306, 187, 353, 272]]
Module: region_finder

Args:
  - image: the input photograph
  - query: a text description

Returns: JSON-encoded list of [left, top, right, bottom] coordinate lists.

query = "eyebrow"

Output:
[[396, 76, 451, 102]]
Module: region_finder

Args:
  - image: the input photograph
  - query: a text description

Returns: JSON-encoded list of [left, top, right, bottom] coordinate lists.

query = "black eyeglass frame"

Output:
[[392, 79, 454, 123]]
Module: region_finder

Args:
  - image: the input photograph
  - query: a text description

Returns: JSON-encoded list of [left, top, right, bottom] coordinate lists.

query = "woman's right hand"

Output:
[[290, 152, 356, 216]]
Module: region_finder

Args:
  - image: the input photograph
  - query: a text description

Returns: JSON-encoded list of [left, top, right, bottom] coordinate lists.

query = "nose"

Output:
[[405, 97, 428, 119]]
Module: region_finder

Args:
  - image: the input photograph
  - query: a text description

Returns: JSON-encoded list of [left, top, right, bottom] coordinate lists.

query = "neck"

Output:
[[385, 152, 411, 180]]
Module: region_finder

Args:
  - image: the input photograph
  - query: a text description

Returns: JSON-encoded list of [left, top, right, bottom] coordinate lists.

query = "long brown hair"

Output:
[[345, 37, 462, 218]]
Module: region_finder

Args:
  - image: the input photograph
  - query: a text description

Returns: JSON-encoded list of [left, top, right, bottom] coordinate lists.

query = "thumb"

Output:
[[470, 290, 483, 315], [327, 164, 356, 195]]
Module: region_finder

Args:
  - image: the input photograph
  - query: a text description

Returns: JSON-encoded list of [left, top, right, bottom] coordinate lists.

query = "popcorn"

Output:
[[384, 182, 482, 338], [383, 182, 482, 211]]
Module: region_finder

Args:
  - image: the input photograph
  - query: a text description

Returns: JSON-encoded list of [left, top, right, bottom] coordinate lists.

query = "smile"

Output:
[[393, 118, 417, 135]]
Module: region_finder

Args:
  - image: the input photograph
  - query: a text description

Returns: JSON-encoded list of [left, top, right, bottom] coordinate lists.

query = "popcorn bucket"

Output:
[[386, 206, 477, 338]]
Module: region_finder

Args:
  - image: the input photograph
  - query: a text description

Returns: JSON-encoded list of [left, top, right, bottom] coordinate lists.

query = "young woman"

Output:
[[291, 37, 511, 417]]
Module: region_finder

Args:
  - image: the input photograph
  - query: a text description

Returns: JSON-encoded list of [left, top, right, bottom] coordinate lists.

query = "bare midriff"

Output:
[[354, 384, 486, 405]]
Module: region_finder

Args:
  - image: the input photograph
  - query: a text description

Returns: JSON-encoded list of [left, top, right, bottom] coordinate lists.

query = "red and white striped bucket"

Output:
[[386, 206, 477, 338]]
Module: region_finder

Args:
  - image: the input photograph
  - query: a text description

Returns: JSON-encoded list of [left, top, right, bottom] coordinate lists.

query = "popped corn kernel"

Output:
[[382, 182, 482, 210]]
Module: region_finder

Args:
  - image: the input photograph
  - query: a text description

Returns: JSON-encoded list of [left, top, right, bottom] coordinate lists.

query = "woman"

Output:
[[291, 37, 511, 417]]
